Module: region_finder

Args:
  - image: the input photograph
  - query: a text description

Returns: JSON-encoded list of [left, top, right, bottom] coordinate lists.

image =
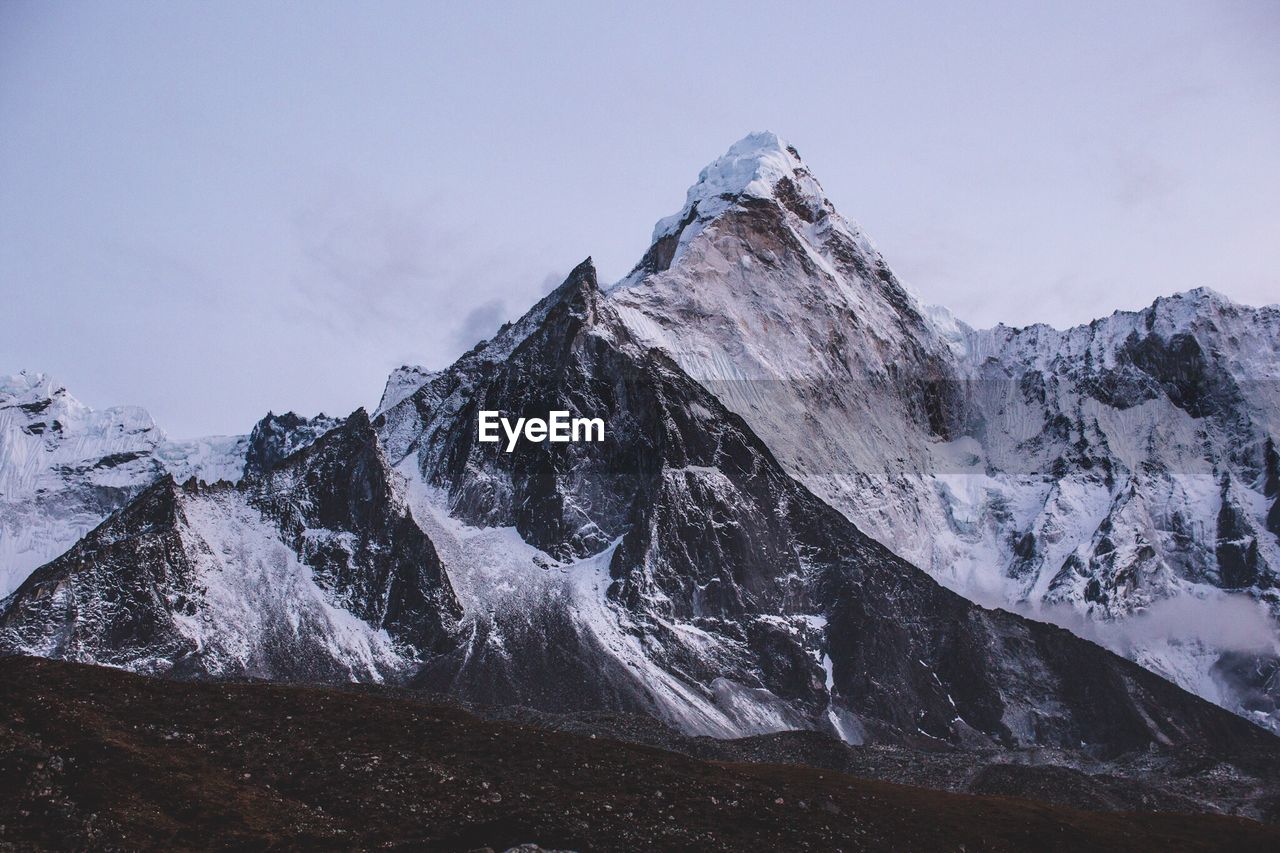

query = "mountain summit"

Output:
[[608, 133, 964, 613], [646, 132, 833, 248], [607, 133, 1280, 733], [615, 132, 906, 312]]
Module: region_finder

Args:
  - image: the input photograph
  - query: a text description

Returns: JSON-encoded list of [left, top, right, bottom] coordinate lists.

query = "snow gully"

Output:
[[477, 410, 605, 452]]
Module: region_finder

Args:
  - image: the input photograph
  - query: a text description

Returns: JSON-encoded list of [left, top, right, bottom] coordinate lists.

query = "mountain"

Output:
[[8, 257, 1276, 770], [376, 259, 1276, 754], [3, 132, 1279, 758], [607, 132, 1280, 730], [0, 372, 243, 597], [0, 371, 338, 598], [0, 411, 458, 680]]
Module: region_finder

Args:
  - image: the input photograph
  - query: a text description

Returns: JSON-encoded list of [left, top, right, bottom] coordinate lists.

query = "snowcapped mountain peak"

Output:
[[610, 131, 903, 298], [609, 129, 952, 390], [1, 371, 89, 423], [1180, 285, 1230, 302], [1, 370, 154, 444], [650, 131, 829, 245], [1, 370, 64, 405], [1141, 285, 1227, 316], [1145, 286, 1257, 327], [376, 366, 438, 416]]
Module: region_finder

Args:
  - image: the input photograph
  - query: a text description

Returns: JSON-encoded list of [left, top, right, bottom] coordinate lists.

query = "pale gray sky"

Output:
[[2, 1, 1277, 436]]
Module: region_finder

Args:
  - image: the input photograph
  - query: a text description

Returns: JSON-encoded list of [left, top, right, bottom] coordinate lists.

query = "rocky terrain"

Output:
[[4, 657, 1279, 851]]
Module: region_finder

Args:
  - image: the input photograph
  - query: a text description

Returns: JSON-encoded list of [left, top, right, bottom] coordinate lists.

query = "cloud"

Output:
[[1109, 150, 1180, 210], [1022, 592, 1279, 655], [448, 269, 569, 350], [290, 188, 476, 333], [1105, 594, 1278, 653], [286, 182, 561, 372], [453, 298, 507, 350]]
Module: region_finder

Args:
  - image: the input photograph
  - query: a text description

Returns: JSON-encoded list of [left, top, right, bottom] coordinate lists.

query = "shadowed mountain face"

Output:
[[249, 410, 461, 655]]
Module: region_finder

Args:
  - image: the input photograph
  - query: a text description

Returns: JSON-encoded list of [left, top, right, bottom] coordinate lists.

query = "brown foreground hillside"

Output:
[[2, 657, 1277, 851]]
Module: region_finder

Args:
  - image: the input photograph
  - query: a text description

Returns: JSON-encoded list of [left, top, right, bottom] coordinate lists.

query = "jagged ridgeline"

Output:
[[2, 132, 1279, 753]]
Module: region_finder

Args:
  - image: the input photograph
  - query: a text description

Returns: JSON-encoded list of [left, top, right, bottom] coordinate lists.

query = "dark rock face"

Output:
[[1119, 331, 1243, 419], [413, 597, 658, 715], [1084, 331, 1245, 419], [0, 477, 201, 668], [1213, 650, 1280, 721], [242, 411, 341, 478], [400, 263, 653, 560], [1265, 437, 1280, 540], [1218, 474, 1266, 590], [254, 411, 460, 654]]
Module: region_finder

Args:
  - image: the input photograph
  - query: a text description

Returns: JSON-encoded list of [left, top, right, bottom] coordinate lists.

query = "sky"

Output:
[[2, 1, 1277, 437]]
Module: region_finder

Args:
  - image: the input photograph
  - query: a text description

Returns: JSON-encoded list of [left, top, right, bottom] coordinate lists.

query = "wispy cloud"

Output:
[[288, 182, 560, 369], [1025, 592, 1278, 655]]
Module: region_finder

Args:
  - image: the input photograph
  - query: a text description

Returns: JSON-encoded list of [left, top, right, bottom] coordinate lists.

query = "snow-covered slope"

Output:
[[0, 371, 341, 598], [376, 365, 437, 416], [0, 411, 460, 680], [607, 132, 1280, 731], [609, 132, 962, 581], [0, 372, 246, 596], [945, 288, 1280, 608]]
